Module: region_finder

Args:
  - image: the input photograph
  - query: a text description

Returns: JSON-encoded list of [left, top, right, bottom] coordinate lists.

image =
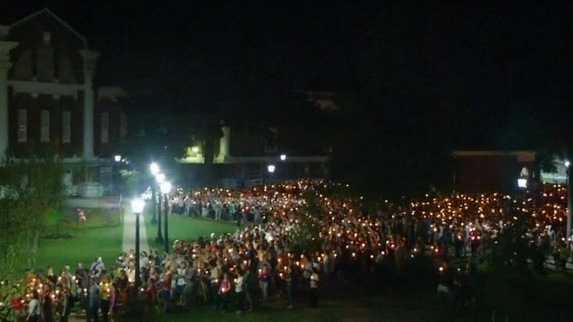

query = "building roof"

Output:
[[6, 8, 87, 48]]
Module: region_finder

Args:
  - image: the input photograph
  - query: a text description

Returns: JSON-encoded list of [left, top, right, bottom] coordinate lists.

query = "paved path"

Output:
[[122, 207, 150, 254]]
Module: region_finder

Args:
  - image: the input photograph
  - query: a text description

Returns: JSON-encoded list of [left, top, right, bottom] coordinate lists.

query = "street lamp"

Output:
[[154, 171, 166, 242], [517, 178, 528, 189], [160, 181, 172, 253], [280, 154, 287, 161], [267, 164, 276, 173], [130, 197, 145, 289], [113, 155, 122, 195], [149, 162, 160, 176], [566, 160, 572, 238]]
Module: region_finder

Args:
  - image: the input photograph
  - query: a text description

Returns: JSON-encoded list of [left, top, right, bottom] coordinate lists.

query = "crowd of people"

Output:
[[0, 180, 571, 321]]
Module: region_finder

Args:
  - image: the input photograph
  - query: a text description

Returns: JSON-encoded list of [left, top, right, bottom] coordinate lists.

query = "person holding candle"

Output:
[[218, 273, 232, 311], [309, 268, 319, 308]]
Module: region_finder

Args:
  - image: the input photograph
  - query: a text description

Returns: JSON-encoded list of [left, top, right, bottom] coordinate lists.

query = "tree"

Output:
[[0, 159, 64, 277]]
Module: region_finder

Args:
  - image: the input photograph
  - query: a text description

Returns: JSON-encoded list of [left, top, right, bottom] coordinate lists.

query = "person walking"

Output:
[[234, 269, 245, 313], [218, 273, 232, 311], [100, 275, 112, 322], [88, 279, 101, 322], [258, 265, 270, 303], [284, 266, 294, 309], [26, 292, 41, 322], [243, 267, 254, 311]]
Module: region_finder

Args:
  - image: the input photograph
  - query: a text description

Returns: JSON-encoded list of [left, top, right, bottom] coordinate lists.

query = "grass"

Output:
[[145, 213, 238, 250], [32, 208, 123, 272], [119, 290, 452, 322]]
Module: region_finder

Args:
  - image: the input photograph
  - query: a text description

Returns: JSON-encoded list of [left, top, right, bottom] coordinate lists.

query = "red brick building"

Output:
[[0, 9, 126, 195]]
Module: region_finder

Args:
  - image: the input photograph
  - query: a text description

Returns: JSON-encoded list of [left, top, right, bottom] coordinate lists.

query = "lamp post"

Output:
[[155, 172, 166, 242], [149, 162, 160, 176], [149, 163, 160, 225], [131, 197, 145, 289], [113, 155, 122, 195], [565, 160, 571, 238], [160, 181, 172, 253]]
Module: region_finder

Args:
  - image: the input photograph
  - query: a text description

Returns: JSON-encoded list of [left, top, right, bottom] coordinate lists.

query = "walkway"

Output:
[[122, 206, 150, 254]]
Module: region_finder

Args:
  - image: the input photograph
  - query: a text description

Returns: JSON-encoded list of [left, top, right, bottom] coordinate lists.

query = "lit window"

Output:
[[62, 111, 71, 143], [101, 112, 109, 143], [43, 32, 51, 45], [40, 110, 50, 142], [17, 109, 27, 143]]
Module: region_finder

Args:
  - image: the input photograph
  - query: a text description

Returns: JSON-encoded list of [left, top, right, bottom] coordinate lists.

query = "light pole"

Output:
[[149, 163, 160, 224], [113, 155, 122, 196], [565, 160, 571, 238], [149, 162, 160, 176], [155, 172, 166, 242], [131, 197, 145, 289], [160, 181, 172, 253]]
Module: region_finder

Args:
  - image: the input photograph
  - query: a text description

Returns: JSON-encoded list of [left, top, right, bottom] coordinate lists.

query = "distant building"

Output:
[[451, 150, 537, 192], [540, 157, 569, 185], [300, 90, 339, 112], [179, 124, 329, 187], [0, 9, 126, 196]]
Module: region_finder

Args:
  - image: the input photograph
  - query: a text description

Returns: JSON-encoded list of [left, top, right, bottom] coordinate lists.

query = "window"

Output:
[[62, 111, 71, 143], [101, 112, 109, 143], [40, 110, 50, 142], [17, 109, 27, 143], [43, 32, 51, 45]]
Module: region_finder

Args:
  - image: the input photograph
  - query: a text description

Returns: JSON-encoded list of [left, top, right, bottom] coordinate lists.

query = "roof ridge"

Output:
[[9, 8, 88, 48]]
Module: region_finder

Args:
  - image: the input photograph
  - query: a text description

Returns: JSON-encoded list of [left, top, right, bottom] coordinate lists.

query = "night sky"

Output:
[[2, 1, 572, 152]]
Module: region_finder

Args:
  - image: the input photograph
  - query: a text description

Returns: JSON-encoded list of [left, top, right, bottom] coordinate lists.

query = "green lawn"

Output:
[[33, 208, 123, 272], [145, 213, 238, 250]]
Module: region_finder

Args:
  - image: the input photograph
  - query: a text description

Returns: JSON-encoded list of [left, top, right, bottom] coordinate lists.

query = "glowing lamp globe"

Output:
[[517, 178, 528, 189], [565, 160, 571, 168], [156, 173, 166, 184], [267, 164, 276, 174], [131, 198, 145, 214], [114, 155, 122, 162], [280, 154, 287, 161], [149, 162, 160, 176]]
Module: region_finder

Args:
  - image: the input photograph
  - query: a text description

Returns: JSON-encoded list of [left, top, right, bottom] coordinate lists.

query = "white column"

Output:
[[216, 126, 231, 163], [0, 41, 18, 161], [79, 50, 99, 160]]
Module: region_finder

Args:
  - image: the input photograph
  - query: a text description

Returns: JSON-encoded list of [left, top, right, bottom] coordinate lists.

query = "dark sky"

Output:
[[1, 1, 572, 122]]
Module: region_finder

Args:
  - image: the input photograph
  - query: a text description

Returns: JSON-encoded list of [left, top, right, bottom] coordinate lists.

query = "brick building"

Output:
[[0, 9, 126, 196]]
